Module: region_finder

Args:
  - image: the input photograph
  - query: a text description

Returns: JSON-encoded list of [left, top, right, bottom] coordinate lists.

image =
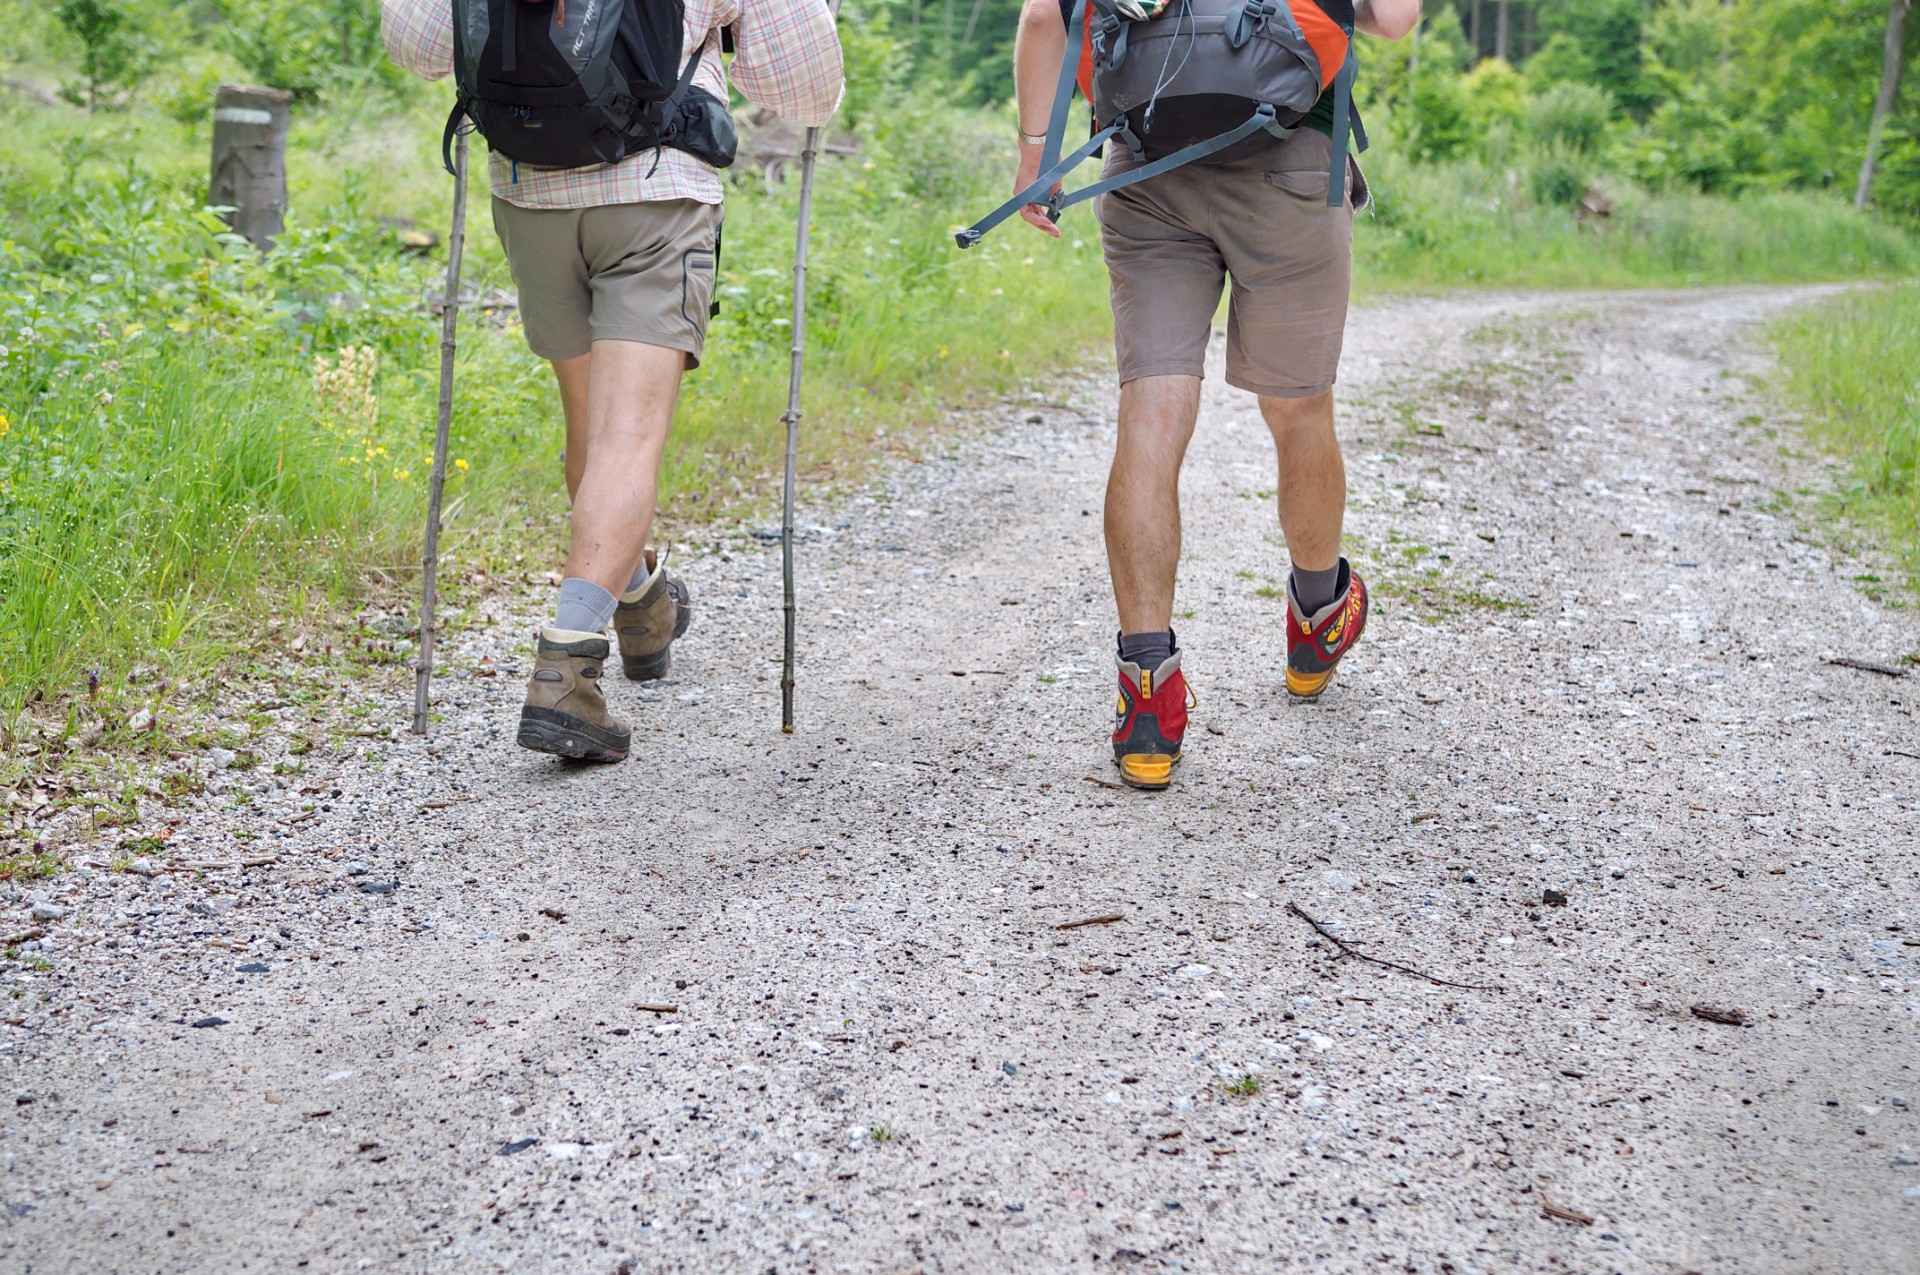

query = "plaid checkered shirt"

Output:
[[381, 0, 843, 209]]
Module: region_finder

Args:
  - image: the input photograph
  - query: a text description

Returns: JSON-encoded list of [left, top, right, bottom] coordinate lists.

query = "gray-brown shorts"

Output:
[[491, 196, 722, 365], [1098, 128, 1366, 398]]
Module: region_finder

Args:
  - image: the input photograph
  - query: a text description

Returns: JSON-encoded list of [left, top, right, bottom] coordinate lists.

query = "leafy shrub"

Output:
[[1528, 151, 1588, 208], [1529, 82, 1614, 155]]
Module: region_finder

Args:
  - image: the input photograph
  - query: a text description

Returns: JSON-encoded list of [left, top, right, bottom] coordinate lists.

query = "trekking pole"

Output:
[[780, 3, 838, 734], [412, 129, 470, 735]]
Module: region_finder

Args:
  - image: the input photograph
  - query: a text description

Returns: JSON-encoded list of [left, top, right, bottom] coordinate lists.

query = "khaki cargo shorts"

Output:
[[491, 196, 722, 365], [1098, 128, 1367, 398]]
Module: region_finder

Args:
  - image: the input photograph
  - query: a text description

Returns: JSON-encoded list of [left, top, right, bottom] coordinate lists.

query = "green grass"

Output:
[[1353, 151, 1920, 294], [1771, 283, 1920, 594]]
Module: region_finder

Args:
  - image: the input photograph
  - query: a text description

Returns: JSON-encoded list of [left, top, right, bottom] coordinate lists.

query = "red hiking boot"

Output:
[[1286, 558, 1368, 698], [1112, 643, 1192, 790]]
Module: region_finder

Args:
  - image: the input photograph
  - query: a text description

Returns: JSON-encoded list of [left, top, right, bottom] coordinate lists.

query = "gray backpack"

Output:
[[958, 0, 1364, 249]]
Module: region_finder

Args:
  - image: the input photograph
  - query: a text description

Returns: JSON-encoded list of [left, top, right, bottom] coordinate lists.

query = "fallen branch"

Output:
[[635, 1003, 678, 1014], [3, 929, 46, 948], [1287, 902, 1504, 992], [1825, 656, 1907, 678], [1055, 913, 1125, 930]]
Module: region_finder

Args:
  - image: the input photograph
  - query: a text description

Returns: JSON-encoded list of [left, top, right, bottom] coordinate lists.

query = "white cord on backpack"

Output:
[[1141, 0, 1198, 134]]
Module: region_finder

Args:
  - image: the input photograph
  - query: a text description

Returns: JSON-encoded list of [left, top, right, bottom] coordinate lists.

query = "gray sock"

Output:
[[1291, 561, 1342, 616], [1117, 628, 1176, 670], [554, 577, 617, 634]]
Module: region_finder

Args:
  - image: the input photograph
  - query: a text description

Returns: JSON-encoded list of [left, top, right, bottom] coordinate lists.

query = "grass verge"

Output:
[[1769, 283, 1920, 597]]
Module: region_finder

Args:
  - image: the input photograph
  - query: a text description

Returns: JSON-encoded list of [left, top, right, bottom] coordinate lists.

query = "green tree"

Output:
[[54, 0, 149, 110]]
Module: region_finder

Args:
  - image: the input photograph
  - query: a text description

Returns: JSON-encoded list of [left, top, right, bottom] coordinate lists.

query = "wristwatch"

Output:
[[1018, 128, 1049, 145]]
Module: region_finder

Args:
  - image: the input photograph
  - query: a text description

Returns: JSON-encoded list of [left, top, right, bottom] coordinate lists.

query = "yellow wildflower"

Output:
[[454, 458, 469, 471], [0, 411, 10, 439]]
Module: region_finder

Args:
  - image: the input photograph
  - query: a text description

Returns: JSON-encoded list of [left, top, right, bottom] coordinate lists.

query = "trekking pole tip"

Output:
[[954, 228, 981, 250]]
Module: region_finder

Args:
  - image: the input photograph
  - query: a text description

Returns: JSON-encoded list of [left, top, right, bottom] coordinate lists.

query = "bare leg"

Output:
[[559, 340, 686, 597], [1258, 391, 1344, 573], [550, 352, 590, 501], [1105, 374, 1203, 634]]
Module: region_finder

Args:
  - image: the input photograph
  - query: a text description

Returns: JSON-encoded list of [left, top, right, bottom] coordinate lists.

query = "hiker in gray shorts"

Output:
[[385, 0, 843, 763], [1008, 0, 1419, 789]]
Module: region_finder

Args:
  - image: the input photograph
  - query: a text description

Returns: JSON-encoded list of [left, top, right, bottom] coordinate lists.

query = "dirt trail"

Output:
[[5, 288, 1918, 1274]]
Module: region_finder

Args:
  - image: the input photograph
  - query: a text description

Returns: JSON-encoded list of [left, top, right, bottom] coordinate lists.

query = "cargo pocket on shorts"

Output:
[[679, 248, 717, 333]]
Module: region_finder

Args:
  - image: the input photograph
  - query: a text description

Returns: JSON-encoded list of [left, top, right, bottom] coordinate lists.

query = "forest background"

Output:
[[0, 0, 1914, 856]]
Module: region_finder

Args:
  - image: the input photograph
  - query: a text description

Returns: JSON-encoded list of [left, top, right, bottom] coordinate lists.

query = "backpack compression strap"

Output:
[[955, 0, 1092, 248]]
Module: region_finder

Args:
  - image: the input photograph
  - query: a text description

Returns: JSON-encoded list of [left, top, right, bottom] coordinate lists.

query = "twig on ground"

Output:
[[3, 929, 47, 948], [1287, 902, 1504, 992], [1825, 656, 1907, 678], [1689, 1004, 1747, 1026], [1081, 775, 1131, 792], [176, 856, 281, 871], [1538, 1191, 1594, 1225], [1055, 914, 1125, 930], [635, 1003, 678, 1014]]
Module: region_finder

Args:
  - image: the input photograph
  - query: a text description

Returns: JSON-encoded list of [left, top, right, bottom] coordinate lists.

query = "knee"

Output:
[[1259, 391, 1334, 438], [1118, 375, 1202, 450]]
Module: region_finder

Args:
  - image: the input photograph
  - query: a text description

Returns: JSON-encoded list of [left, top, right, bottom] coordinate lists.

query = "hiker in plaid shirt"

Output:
[[383, 0, 843, 763]]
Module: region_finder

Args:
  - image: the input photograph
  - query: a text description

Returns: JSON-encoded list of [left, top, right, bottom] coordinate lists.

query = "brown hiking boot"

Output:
[[614, 547, 693, 681], [516, 627, 630, 763]]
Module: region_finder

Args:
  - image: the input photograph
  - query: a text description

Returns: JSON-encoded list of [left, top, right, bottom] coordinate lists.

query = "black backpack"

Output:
[[444, 0, 737, 175]]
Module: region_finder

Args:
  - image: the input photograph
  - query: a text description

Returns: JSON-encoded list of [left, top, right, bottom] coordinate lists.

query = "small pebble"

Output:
[[358, 879, 397, 896], [190, 1016, 228, 1029], [344, 862, 370, 877], [205, 748, 237, 771], [29, 903, 66, 922]]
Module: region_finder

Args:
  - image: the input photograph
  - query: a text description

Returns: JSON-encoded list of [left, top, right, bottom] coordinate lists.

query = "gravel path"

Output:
[[5, 287, 1917, 1274]]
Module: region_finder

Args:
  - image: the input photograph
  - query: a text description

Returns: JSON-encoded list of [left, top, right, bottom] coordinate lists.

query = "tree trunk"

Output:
[[1855, 0, 1911, 210], [1495, 0, 1510, 61], [961, 0, 989, 46], [209, 84, 293, 251], [1471, 0, 1484, 63], [1523, 0, 1537, 59]]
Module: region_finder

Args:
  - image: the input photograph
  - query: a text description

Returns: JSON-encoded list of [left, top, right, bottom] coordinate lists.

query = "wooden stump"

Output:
[[209, 84, 293, 250]]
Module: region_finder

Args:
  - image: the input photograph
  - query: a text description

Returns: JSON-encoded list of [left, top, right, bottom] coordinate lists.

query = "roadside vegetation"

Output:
[[2, 0, 1916, 858], [1770, 284, 1920, 594]]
